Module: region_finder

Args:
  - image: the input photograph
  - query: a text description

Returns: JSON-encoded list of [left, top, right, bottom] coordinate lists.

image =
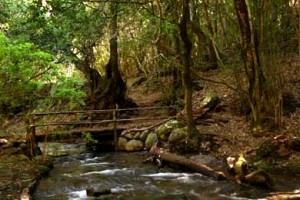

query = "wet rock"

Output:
[[125, 140, 143, 152], [86, 187, 112, 197], [145, 132, 158, 149]]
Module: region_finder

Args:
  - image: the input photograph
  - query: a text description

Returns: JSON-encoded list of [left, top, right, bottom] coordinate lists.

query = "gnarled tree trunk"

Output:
[[88, 1, 136, 111], [234, 0, 268, 135], [179, 0, 196, 136]]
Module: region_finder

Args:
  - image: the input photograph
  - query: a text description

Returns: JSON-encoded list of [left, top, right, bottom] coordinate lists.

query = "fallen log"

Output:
[[266, 191, 300, 200], [149, 145, 225, 180]]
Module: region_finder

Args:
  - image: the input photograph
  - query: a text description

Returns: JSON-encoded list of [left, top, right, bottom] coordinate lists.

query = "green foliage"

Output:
[[49, 75, 86, 109], [0, 32, 58, 114], [0, 32, 86, 114], [82, 132, 97, 144], [36, 164, 51, 176]]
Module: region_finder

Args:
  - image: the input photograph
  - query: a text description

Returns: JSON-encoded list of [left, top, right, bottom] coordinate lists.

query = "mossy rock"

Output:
[[133, 132, 141, 140], [117, 137, 128, 151], [200, 93, 219, 108], [125, 140, 144, 152], [168, 127, 188, 143], [145, 132, 158, 149], [139, 130, 150, 142], [156, 120, 185, 141]]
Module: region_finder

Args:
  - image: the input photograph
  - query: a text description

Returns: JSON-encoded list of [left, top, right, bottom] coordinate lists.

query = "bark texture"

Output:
[[179, 0, 196, 135], [234, 0, 268, 135]]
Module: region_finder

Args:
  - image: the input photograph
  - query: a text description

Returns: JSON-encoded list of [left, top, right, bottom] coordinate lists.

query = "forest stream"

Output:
[[32, 142, 300, 200]]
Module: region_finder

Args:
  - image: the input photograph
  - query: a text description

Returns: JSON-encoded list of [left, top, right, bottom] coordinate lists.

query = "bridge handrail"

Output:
[[31, 116, 171, 127], [29, 105, 179, 116], [25, 105, 180, 154]]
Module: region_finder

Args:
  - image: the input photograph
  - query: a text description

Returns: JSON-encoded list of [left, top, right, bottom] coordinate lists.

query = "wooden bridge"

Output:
[[25, 106, 179, 155]]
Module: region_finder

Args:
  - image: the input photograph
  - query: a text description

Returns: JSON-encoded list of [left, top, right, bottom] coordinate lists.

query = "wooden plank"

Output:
[[30, 106, 179, 116], [33, 116, 169, 127], [36, 127, 125, 136]]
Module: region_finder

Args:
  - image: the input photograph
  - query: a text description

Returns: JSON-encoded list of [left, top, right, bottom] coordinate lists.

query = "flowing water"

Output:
[[33, 142, 300, 200]]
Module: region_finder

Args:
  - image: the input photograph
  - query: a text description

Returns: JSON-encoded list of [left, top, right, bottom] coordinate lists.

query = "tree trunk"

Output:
[[179, 0, 196, 136], [203, 0, 218, 65], [234, 0, 267, 135], [75, 42, 103, 109], [95, 1, 136, 110]]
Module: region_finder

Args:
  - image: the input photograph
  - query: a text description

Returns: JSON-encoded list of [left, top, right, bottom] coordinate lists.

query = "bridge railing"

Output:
[[25, 106, 179, 155]]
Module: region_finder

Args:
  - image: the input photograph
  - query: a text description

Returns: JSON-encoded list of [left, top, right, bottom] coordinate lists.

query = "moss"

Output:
[[256, 139, 277, 158], [287, 157, 300, 174], [253, 160, 272, 171], [37, 165, 50, 176]]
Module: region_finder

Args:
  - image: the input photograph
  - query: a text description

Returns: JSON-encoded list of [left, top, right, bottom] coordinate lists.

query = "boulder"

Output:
[[145, 132, 158, 149], [156, 120, 185, 141], [117, 137, 128, 151], [200, 93, 219, 109], [133, 132, 141, 140], [121, 130, 134, 139], [124, 132, 134, 140], [125, 140, 144, 152], [139, 130, 150, 142], [168, 127, 188, 143]]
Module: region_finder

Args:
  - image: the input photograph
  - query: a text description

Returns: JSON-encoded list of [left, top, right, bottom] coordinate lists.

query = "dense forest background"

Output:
[[0, 0, 299, 135]]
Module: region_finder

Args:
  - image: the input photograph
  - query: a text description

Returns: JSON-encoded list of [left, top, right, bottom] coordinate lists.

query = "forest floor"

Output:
[[0, 56, 299, 199], [128, 55, 300, 166]]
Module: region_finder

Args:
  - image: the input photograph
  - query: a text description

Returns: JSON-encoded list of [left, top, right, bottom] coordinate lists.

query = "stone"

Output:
[[117, 137, 128, 151], [139, 130, 149, 142], [123, 132, 134, 140], [200, 93, 219, 108], [168, 127, 188, 143], [125, 140, 143, 152], [156, 120, 185, 141], [145, 132, 158, 149], [133, 132, 141, 140]]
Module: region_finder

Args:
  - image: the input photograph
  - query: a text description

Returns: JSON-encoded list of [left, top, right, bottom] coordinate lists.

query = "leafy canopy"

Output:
[[0, 32, 85, 115]]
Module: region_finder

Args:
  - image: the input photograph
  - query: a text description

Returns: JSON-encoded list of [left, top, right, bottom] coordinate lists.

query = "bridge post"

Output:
[[25, 114, 39, 157], [113, 104, 118, 151]]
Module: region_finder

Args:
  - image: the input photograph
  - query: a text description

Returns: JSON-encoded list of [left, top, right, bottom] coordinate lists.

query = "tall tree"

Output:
[[234, 0, 268, 135], [22, 0, 134, 110], [98, 1, 131, 109], [179, 0, 197, 138]]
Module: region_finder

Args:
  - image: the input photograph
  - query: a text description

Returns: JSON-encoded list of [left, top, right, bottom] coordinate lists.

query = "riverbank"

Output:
[[0, 137, 53, 200], [0, 58, 299, 198]]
